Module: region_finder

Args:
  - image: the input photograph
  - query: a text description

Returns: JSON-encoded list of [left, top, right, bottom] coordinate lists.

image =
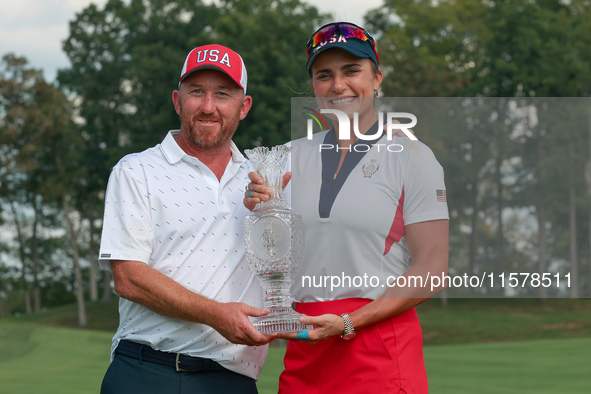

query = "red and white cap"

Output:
[[179, 44, 248, 93]]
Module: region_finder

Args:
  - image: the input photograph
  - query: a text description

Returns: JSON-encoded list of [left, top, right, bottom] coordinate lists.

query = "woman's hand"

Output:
[[276, 314, 345, 344], [243, 171, 292, 211]]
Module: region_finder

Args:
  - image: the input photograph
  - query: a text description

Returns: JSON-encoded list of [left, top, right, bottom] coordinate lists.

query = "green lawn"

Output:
[[257, 338, 591, 394], [0, 322, 112, 394], [418, 298, 591, 345], [1, 322, 589, 393], [425, 338, 591, 393]]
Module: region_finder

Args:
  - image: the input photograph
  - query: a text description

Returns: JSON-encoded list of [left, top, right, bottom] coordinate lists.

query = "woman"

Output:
[[246, 22, 449, 393]]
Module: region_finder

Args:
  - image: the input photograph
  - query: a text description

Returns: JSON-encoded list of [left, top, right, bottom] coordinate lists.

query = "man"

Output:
[[98, 44, 273, 394]]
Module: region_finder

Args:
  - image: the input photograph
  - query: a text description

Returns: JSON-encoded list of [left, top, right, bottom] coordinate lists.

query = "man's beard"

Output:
[[179, 105, 241, 150]]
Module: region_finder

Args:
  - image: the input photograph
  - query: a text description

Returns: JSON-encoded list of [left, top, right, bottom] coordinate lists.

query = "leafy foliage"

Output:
[[368, 0, 591, 293]]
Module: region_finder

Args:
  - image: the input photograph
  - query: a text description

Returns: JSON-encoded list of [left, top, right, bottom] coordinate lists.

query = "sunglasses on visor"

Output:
[[306, 22, 376, 55]]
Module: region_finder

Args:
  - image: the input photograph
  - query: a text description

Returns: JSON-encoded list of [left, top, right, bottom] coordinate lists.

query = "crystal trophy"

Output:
[[244, 145, 310, 333]]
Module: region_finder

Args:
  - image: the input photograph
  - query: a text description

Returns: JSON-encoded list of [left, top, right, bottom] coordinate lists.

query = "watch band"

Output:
[[340, 313, 356, 340]]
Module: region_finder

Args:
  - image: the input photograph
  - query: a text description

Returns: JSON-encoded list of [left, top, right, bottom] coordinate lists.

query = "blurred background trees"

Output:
[[1, 0, 590, 324]]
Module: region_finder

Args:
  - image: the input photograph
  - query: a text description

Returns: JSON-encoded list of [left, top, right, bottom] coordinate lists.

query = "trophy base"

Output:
[[252, 307, 312, 334]]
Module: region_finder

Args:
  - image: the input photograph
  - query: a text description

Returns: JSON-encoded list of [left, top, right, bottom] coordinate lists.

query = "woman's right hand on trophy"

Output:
[[244, 171, 291, 211]]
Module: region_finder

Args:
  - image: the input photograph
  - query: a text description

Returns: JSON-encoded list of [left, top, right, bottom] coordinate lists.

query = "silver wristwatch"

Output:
[[340, 313, 356, 340]]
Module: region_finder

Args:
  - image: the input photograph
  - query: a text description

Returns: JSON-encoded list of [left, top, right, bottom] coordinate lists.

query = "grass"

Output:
[[425, 338, 591, 393], [256, 338, 591, 394], [418, 298, 591, 345], [2, 298, 590, 393], [0, 321, 112, 394], [1, 323, 589, 393], [10, 299, 120, 331]]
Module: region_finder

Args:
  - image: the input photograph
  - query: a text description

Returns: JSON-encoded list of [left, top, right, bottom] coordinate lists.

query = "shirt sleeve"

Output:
[[402, 142, 450, 225], [98, 158, 153, 270]]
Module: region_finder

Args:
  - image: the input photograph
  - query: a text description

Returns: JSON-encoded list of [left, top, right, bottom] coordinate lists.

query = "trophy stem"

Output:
[[258, 272, 294, 308], [251, 270, 310, 333]]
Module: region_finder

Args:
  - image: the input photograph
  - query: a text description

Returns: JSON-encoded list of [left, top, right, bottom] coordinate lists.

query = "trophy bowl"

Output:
[[244, 146, 311, 333]]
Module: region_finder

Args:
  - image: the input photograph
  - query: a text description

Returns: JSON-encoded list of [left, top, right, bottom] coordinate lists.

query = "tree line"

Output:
[[1, 0, 590, 325]]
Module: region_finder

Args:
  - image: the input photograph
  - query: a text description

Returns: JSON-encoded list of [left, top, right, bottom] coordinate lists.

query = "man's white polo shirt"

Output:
[[98, 130, 267, 380]]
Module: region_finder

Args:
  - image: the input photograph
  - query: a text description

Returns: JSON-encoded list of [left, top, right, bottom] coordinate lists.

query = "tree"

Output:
[[214, 0, 324, 148], [366, 0, 506, 287], [59, 0, 323, 151], [59, 0, 222, 302], [1, 54, 46, 314], [474, 1, 591, 297], [0, 53, 88, 324], [367, 0, 591, 297]]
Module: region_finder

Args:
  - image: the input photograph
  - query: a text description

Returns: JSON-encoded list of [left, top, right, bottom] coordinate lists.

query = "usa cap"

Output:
[[306, 22, 378, 71], [179, 44, 248, 93]]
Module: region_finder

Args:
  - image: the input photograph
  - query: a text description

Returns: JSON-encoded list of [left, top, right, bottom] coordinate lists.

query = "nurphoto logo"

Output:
[[304, 108, 418, 152]]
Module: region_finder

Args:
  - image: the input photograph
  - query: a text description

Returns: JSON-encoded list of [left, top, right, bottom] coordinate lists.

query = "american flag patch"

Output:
[[436, 190, 447, 202]]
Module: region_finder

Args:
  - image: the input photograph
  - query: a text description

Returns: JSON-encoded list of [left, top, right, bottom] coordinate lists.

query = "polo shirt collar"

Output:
[[160, 130, 246, 165]]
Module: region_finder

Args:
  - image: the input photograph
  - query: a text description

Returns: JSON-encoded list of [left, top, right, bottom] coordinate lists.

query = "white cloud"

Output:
[[0, 24, 67, 76], [0, 0, 108, 80]]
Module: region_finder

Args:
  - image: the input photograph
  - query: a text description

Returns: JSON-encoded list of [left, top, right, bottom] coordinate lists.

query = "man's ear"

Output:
[[172, 90, 181, 115], [240, 95, 253, 120]]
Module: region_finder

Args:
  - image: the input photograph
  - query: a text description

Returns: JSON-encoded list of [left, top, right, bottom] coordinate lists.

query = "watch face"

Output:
[[342, 332, 356, 340]]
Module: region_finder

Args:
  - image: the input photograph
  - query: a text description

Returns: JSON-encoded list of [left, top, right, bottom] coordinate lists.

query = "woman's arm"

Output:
[[349, 219, 449, 331], [277, 219, 449, 343]]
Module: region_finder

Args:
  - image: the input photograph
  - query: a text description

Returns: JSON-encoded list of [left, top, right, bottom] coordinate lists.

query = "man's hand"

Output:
[[207, 303, 276, 346]]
